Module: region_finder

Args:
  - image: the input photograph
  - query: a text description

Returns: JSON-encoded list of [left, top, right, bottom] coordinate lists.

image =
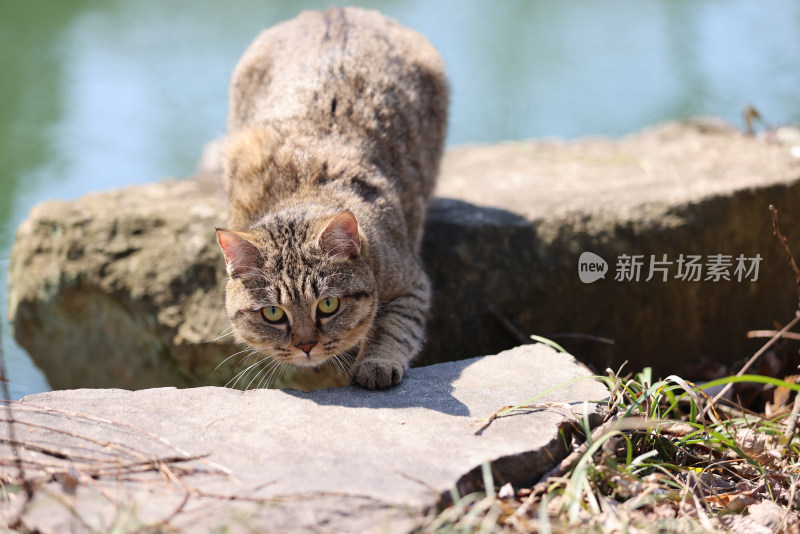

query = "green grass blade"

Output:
[[697, 374, 800, 392], [530, 335, 569, 353]]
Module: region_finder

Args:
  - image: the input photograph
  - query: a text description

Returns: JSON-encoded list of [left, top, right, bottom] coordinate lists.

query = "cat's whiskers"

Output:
[[230, 348, 259, 374], [243, 358, 271, 390], [206, 326, 236, 344], [245, 356, 281, 391], [324, 350, 345, 376], [329, 350, 356, 381], [263, 359, 289, 389], [255, 362, 274, 389], [209, 347, 255, 378], [227, 354, 272, 390], [320, 335, 366, 381], [226, 364, 251, 390]]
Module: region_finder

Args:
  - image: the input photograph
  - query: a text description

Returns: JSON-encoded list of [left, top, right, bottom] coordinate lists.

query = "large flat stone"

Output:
[[0, 345, 607, 533], [8, 119, 800, 389]]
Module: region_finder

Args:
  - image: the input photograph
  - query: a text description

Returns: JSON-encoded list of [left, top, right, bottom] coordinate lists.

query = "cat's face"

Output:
[[217, 211, 377, 368]]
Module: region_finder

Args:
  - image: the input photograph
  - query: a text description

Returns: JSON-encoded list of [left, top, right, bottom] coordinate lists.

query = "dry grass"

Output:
[[418, 322, 800, 534]]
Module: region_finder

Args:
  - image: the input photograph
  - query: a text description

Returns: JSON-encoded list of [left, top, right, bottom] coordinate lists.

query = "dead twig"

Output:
[[473, 405, 515, 435], [154, 461, 192, 529], [551, 333, 615, 346], [0, 417, 155, 462], [746, 329, 800, 341], [487, 306, 617, 350], [769, 204, 800, 309], [487, 306, 532, 346], [704, 311, 800, 420], [734, 206, 800, 438], [4, 400, 234, 478], [785, 388, 800, 442], [779, 475, 799, 532], [474, 402, 577, 437]]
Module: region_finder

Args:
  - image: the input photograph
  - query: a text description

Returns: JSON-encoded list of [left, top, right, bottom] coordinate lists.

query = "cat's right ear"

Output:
[[319, 211, 361, 260], [216, 229, 261, 278]]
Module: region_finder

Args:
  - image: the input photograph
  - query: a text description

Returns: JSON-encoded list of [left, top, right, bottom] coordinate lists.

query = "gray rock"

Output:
[[0, 345, 608, 533], [8, 119, 800, 389]]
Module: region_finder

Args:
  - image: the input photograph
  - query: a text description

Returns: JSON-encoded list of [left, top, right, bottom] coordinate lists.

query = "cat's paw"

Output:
[[352, 358, 404, 390]]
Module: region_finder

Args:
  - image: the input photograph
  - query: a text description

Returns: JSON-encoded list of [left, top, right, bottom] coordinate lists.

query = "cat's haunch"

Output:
[[216, 7, 448, 390]]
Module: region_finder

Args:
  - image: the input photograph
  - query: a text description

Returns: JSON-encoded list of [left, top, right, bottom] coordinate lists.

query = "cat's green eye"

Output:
[[261, 306, 285, 323], [317, 297, 340, 316]]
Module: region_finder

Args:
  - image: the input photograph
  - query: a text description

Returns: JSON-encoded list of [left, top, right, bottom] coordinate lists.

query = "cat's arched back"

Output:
[[217, 7, 449, 389]]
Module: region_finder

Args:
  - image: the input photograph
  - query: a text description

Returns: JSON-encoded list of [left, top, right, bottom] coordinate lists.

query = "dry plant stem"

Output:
[[8, 401, 195, 458], [552, 333, 615, 346], [711, 401, 757, 420], [7, 400, 234, 477], [780, 475, 799, 532], [786, 388, 800, 441], [746, 329, 800, 341], [704, 310, 800, 419], [770, 204, 800, 308], [0, 418, 155, 462], [768, 204, 800, 440], [603, 378, 624, 423], [487, 306, 532, 346], [155, 461, 192, 528]]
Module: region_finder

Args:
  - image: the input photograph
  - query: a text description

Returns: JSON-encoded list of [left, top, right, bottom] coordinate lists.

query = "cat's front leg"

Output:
[[352, 282, 430, 389]]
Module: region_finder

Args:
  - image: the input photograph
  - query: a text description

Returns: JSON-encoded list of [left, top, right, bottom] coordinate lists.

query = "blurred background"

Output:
[[2, 0, 799, 399]]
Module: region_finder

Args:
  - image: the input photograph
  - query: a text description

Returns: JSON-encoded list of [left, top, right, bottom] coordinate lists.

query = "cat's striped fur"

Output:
[[216, 8, 448, 389]]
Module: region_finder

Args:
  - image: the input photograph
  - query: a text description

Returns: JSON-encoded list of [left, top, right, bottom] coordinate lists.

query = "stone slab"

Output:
[[438, 119, 800, 223], [0, 345, 607, 533]]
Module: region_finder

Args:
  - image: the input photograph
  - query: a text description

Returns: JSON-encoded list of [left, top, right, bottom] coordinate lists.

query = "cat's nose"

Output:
[[296, 340, 317, 355]]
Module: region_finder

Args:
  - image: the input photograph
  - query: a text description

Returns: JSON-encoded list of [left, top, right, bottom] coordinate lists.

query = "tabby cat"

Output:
[[215, 8, 448, 389]]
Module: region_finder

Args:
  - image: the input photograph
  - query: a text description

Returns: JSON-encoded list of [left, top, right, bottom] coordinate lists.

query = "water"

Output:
[[2, 0, 799, 399]]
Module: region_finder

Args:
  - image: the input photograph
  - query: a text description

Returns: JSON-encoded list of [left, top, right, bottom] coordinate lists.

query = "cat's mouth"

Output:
[[288, 349, 325, 366], [285, 342, 361, 368]]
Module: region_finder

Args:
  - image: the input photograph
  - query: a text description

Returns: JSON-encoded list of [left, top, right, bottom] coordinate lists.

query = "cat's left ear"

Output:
[[319, 211, 361, 260], [216, 229, 261, 278]]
